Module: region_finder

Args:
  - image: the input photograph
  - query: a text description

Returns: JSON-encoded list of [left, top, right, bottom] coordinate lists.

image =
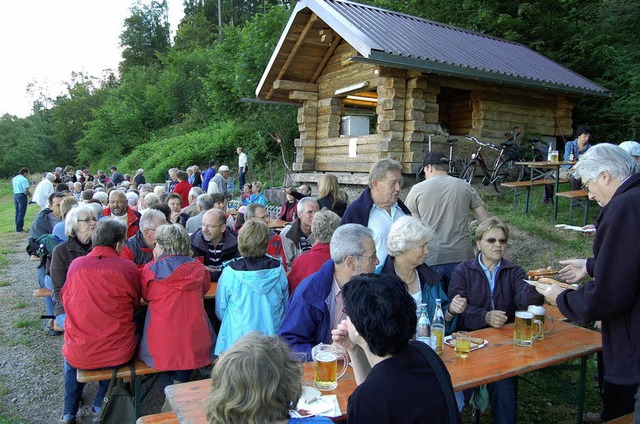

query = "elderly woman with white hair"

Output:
[[139, 223, 215, 389], [50, 205, 98, 329], [377, 215, 465, 332], [537, 143, 640, 421]]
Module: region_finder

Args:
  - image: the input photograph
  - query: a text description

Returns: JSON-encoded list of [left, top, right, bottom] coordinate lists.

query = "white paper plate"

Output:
[[444, 335, 488, 351]]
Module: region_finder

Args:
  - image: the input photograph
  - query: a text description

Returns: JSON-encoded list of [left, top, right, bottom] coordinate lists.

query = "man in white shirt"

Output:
[[237, 147, 248, 188]]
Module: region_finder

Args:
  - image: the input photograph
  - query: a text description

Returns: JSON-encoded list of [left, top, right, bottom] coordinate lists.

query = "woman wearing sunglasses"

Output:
[[448, 216, 544, 423]]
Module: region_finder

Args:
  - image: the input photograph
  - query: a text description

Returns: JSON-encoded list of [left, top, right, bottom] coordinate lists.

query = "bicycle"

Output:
[[415, 134, 465, 181], [459, 135, 525, 191]]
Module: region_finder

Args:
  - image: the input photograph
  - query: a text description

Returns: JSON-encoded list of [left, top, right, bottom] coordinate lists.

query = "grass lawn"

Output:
[[0, 180, 603, 423]]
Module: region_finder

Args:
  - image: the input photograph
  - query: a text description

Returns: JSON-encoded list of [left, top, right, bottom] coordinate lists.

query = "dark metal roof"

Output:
[[292, 0, 610, 98]]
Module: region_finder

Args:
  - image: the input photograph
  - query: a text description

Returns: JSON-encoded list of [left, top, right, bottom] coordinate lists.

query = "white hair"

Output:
[[387, 216, 435, 257], [330, 224, 374, 264], [572, 143, 639, 182]]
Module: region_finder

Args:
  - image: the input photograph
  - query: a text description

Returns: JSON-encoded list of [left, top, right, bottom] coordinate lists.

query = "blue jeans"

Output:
[[238, 169, 245, 189], [63, 358, 109, 420], [14, 193, 28, 232], [464, 378, 517, 424], [431, 262, 461, 294], [43, 274, 55, 317]]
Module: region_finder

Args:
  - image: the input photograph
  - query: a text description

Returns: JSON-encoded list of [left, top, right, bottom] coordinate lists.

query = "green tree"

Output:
[[120, 0, 171, 73]]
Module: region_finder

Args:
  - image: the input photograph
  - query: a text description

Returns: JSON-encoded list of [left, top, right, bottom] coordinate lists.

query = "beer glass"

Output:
[[513, 310, 542, 346], [527, 305, 555, 339], [455, 332, 472, 358], [312, 343, 348, 391]]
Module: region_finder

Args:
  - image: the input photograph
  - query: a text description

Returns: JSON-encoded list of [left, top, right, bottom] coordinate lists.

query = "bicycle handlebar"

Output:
[[464, 135, 499, 151]]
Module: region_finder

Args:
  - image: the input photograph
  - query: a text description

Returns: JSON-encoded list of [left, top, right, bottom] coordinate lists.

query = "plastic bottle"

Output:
[[432, 299, 445, 355], [547, 143, 553, 162], [416, 303, 431, 346]]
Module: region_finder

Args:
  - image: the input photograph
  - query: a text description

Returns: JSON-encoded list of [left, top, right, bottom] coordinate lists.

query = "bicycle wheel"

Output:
[[460, 162, 476, 184], [494, 159, 525, 183], [449, 158, 465, 177]]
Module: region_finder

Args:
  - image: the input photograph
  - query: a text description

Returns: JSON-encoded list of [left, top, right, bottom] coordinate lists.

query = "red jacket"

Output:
[[173, 181, 192, 206], [102, 206, 141, 238], [139, 255, 215, 370], [287, 243, 331, 294], [62, 246, 141, 370], [267, 231, 288, 272]]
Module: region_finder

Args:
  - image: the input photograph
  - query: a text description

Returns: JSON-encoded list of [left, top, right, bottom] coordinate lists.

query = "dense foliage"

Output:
[[0, 0, 638, 180]]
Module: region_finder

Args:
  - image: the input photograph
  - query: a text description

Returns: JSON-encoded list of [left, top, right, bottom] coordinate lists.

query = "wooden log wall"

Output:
[[290, 40, 575, 176]]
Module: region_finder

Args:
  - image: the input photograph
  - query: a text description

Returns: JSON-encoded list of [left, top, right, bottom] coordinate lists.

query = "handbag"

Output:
[[411, 341, 461, 424], [98, 362, 137, 424]]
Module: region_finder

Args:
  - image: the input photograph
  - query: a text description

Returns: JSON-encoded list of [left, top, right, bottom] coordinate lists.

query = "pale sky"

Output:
[[0, 0, 184, 118]]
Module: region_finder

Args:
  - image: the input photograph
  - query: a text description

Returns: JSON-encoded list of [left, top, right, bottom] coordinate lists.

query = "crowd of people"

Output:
[[10, 136, 640, 423]]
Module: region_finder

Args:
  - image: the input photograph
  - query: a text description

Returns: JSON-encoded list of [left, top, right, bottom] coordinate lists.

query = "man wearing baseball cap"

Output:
[[405, 152, 490, 291], [207, 165, 230, 198]]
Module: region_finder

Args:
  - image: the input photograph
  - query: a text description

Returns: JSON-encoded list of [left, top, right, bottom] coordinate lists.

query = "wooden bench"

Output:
[[606, 412, 635, 423], [77, 359, 163, 418], [501, 179, 557, 213], [555, 189, 590, 226], [136, 411, 178, 424], [33, 288, 52, 297]]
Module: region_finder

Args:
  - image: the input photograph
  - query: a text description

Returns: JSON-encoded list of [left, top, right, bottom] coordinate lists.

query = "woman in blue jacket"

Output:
[[215, 220, 288, 354]]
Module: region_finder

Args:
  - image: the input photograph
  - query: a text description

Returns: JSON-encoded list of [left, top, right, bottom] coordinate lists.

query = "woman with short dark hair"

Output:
[[332, 273, 459, 424]]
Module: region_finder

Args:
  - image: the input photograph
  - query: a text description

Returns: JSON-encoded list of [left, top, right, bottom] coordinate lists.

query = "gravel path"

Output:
[[0, 234, 164, 423]]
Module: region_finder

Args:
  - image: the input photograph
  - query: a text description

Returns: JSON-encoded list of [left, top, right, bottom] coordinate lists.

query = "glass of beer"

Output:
[[513, 310, 543, 346], [455, 332, 472, 358], [312, 343, 348, 391], [527, 305, 555, 339]]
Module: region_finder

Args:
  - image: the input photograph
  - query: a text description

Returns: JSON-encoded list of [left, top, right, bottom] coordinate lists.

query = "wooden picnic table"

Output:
[[165, 320, 600, 424], [165, 362, 355, 423], [515, 161, 575, 220]]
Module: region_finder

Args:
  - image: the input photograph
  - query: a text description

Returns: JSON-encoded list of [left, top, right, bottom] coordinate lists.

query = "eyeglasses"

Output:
[[79, 217, 98, 223], [581, 179, 592, 193], [483, 238, 508, 245]]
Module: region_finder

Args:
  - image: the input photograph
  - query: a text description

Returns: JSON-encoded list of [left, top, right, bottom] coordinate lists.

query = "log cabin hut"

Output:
[[255, 0, 610, 186]]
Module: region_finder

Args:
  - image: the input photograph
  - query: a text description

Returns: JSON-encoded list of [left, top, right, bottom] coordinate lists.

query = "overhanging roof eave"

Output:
[[353, 53, 612, 100]]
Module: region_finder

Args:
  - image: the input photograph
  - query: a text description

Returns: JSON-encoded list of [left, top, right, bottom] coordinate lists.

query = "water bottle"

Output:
[[547, 144, 553, 162], [432, 299, 445, 355], [416, 303, 431, 346]]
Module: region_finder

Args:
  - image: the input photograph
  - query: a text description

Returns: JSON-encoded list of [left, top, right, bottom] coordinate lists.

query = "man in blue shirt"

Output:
[[12, 167, 31, 232], [201, 161, 216, 192]]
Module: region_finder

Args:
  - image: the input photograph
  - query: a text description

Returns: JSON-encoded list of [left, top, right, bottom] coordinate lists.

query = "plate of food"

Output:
[[524, 277, 578, 290], [444, 333, 488, 351], [527, 267, 558, 280]]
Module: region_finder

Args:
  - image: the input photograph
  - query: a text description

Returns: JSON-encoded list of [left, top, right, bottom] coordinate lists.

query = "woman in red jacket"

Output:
[[139, 223, 216, 389]]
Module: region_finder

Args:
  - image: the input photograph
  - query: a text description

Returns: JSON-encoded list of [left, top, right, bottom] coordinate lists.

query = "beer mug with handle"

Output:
[[513, 310, 543, 346], [527, 305, 555, 339], [312, 343, 348, 391]]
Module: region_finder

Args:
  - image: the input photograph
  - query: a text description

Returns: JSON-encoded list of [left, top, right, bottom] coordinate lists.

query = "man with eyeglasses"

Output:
[[190, 208, 239, 281], [278, 224, 379, 361], [121, 209, 168, 269], [406, 152, 490, 292], [341, 158, 411, 264], [537, 144, 640, 421]]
